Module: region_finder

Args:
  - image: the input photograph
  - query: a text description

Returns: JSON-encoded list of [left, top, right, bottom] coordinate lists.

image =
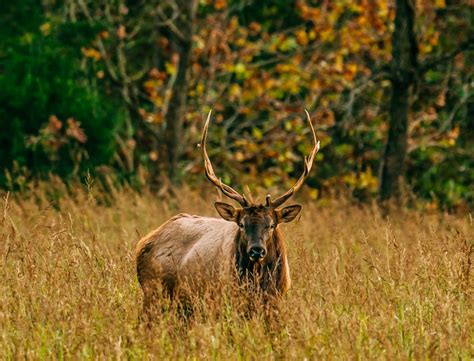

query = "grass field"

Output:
[[1, 182, 473, 359]]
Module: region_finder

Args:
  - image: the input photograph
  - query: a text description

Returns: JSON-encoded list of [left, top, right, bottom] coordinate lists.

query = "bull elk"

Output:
[[135, 110, 319, 311]]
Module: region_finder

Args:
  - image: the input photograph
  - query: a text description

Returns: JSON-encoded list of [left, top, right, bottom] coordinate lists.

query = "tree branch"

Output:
[[420, 36, 474, 73]]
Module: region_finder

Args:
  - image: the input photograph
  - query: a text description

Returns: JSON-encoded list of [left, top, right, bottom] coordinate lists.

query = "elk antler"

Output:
[[201, 110, 249, 207], [267, 110, 320, 209]]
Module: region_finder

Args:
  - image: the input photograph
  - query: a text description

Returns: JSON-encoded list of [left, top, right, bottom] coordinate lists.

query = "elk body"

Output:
[[135, 110, 319, 311]]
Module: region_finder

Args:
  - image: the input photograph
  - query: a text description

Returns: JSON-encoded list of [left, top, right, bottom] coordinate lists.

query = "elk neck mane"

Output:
[[233, 206, 290, 295]]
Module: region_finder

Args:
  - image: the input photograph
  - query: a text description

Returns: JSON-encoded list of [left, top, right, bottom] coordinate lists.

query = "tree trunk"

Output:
[[379, 0, 418, 204], [164, 0, 198, 181]]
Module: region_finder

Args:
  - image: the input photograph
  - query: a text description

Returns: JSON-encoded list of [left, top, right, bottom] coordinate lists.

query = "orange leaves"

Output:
[[27, 115, 88, 162], [48, 115, 62, 132], [214, 0, 227, 10], [116, 25, 126, 39], [143, 79, 162, 99], [295, 29, 309, 46], [420, 30, 440, 55], [436, 92, 446, 107], [343, 63, 359, 82], [248, 22, 261, 34], [81, 47, 101, 61], [66, 118, 87, 144], [39, 23, 51, 36], [297, 1, 322, 22]]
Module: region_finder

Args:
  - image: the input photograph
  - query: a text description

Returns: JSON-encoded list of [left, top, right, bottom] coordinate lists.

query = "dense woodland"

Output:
[[0, 0, 473, 210]]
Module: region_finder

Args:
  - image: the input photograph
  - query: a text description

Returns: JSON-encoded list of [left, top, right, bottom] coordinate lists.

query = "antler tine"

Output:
[[201, 110, 249, 207], [270, 109, 320, 208]]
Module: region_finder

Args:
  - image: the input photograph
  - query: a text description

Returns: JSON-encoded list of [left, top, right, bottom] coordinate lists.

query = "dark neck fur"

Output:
[[234, 228, 289, 295]]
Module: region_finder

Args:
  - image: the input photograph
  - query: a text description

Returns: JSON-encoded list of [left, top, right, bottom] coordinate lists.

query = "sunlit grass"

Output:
[[1, 181, 473, 359]]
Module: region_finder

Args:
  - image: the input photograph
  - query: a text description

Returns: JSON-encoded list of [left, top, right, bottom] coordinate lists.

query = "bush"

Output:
[[0, 1, 124, 188]]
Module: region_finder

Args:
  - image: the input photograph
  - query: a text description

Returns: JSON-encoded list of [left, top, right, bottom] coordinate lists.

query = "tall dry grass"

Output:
[[0, 181, 473, 359]]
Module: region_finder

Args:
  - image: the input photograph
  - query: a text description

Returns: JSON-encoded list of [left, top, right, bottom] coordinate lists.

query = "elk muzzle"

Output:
[[248, 245, 267, 262]]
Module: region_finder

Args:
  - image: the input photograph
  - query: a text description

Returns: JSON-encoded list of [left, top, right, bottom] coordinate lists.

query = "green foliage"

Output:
[[0, 1, 124, 188]]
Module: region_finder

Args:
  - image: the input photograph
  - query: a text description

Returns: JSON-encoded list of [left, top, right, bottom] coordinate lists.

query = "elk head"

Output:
[[201, 110, 320, 264]]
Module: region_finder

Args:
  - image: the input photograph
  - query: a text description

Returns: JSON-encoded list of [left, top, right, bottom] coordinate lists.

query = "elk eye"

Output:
[[238, 223, 244, 229], [270, 224, 275, 229]]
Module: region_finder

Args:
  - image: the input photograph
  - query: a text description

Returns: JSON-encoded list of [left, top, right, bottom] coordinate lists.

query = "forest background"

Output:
[[0, 0, 473, 211]]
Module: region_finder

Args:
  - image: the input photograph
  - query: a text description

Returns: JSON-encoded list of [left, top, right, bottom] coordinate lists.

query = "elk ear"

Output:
[[277, 204, 302, 223], [214, 202, 239, 222]]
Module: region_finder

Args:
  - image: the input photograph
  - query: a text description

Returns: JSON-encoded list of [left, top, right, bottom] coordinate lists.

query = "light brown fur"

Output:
[[135, 211, 291, 311]]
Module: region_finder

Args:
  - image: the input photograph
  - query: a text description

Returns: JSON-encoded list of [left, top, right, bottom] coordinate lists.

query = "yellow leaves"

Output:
[[235, 37, 246, 47], [320, 28, 335, 43], [155, 94, 164, 108], [274, 61, 303, 95], [262, 176, 274, 188], [227, 17, 239, 32], [229, 84, 241, 99], [377, 1, 390, 18], [40, 23, 51, 36], [252, 127, 263, 140], [278, 37, 298, 52], [358, 168, 378, 191], [349, 3, 363, 14], [165, 62, 176, 76], [234, 63, 246, 75], [343, 168, 378, 192], [343, 63, 358, 82], [81, 47, 101, 61], [242, 79, 264, 101], [275, 63, 298, 73], [447, 126, 460, 146], [296, 29, 309, 46], [234, 151, 245, 162], [308, 188, 319, 200], [196, 83, 205, 96], [282, 75, 301, 95], [435, 0, 446, 8], [334, 54, 344, 73], [228, 63, 250, 79], [420, 29, 440, 55], [143, 79, 161, 98]]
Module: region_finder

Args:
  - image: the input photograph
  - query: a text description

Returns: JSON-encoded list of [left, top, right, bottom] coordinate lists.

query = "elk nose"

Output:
[[249, 246, 266, 261]]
